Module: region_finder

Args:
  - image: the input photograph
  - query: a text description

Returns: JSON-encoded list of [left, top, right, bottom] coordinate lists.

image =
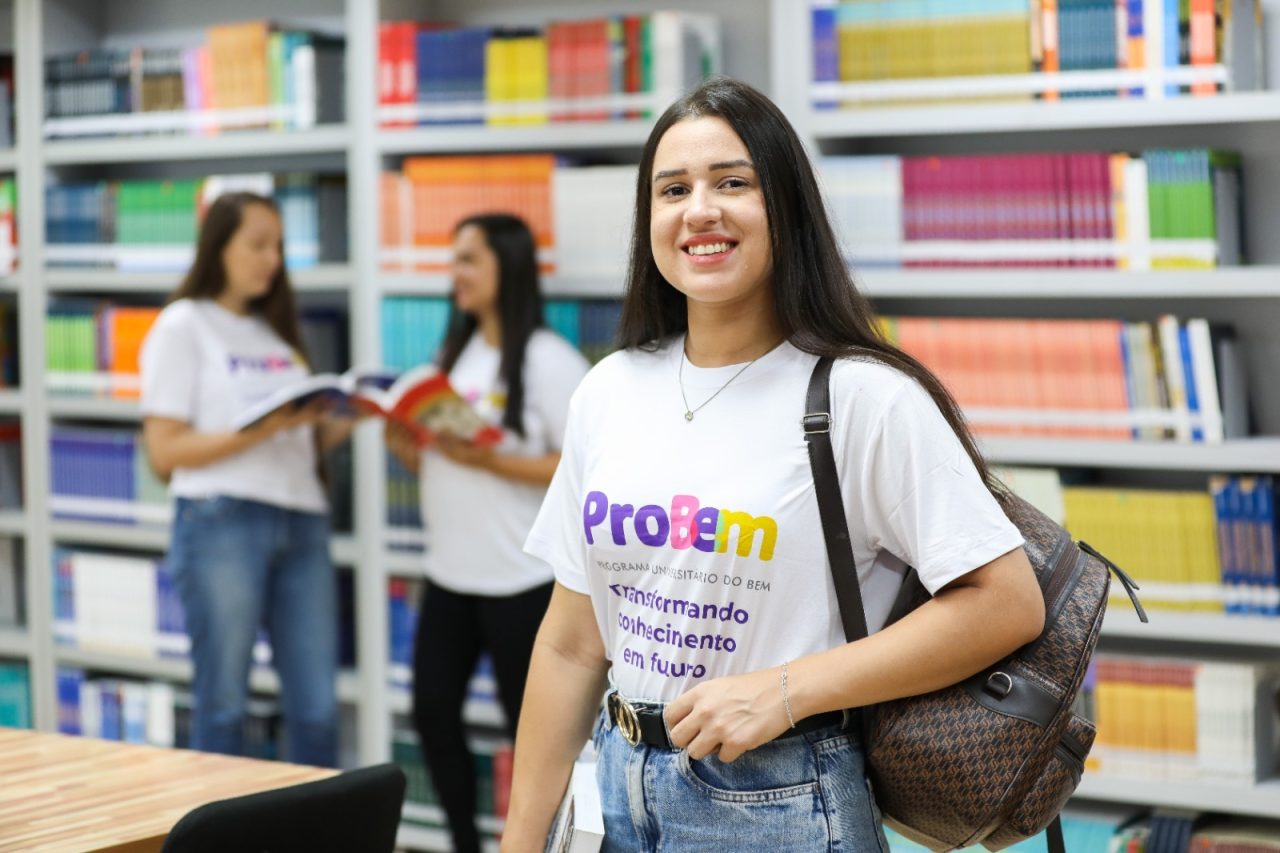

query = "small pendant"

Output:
[[684, 411, 694, 422]]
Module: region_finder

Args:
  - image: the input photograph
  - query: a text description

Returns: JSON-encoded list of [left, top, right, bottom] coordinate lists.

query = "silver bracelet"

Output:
[[781, 661, 797, 729]]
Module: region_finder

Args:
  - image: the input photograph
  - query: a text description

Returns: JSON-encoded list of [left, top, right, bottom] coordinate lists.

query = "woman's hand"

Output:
[[664, 667, 791, 763], [256, 399, 329, 436], [435, 433, 495, 470]]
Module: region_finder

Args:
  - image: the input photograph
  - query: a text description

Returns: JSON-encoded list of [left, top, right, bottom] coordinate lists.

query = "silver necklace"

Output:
[[678, 348, 761, 422]]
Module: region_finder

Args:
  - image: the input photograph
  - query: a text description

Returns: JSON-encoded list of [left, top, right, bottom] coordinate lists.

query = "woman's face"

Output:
[[220, 203, 283, 305], [649, 116, 774, 313], [451, 223, 500, 316]]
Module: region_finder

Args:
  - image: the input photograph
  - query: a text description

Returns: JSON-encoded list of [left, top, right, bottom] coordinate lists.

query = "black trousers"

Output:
[[411, 579, 553, 853]]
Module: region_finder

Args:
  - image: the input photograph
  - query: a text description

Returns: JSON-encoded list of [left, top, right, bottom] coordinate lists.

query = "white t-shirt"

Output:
[[525, 336, 1024, 702], [139, 299, 327, 513], [421, 329, 589, 595]]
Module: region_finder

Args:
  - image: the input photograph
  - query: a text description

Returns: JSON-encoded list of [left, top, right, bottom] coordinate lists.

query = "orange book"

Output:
[[1189, 0, 1217, 95], [380, 172, 412, 272], [97, 306, 161, 399], [207, 20, 272, 115], [1040, 0, 1060, 101], [402, 155, 556, 272]]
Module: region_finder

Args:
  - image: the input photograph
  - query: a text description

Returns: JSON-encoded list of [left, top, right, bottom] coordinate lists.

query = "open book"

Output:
[[231, 364, 503, 447], [547, 758, 603, 853]]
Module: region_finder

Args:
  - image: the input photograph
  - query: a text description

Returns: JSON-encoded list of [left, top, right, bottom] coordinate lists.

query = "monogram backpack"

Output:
[[804, 357, 1147, 853]]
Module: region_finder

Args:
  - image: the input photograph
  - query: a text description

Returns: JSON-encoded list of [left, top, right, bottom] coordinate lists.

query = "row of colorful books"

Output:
[[44, 23, 344, 136], [54, 669, 292, 760], [381, 296, 624, 377], [52, 549, 188, 661], [48, 426, 168, 524], [999, 467, 1280, 615], [46, 304, 160, 397], [1074, 480, 1279, 616], [812, 0, 1266, 104], [825, 149, 1243, 269], [52, 547, 358, 670], [1075, 653, 1280, 785], [881, 314, 1246, 442], [392, 729, 513, 824], [377, 12, 720, 126], [381, 156, 555, 273], [45, 173, 347, 272], [0, 660, 29, 728], [45, 301, 348, 400]]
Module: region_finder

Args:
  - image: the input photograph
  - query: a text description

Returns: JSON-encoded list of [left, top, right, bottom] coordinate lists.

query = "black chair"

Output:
[[161, 763, 407, 853]]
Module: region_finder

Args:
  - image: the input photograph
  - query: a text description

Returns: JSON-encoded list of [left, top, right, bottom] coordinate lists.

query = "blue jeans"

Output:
[[168, 495, 338, 766], [587, 707, 889, 853]]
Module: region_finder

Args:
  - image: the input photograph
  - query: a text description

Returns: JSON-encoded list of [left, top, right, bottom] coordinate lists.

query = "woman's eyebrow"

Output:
[[653, 159, 755, 182]]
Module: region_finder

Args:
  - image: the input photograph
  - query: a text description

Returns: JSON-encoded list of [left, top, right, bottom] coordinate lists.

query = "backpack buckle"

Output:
[[802, 413, 832, 434]]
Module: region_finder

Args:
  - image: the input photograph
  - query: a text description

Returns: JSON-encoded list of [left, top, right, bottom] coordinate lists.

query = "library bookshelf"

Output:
[[0, 0, 1276, 849]]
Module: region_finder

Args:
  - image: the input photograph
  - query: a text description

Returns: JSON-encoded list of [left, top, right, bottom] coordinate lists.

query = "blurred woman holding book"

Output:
[[502, 77, 1045, 852], [384, 213, 589, 853], [139, 191, 358, 767]]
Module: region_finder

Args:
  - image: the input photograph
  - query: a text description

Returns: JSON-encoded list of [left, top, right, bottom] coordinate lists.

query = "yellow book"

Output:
[[1111, 154, 1130, 269], [484, 35, 515, 127], [511, 34, 548, 126]]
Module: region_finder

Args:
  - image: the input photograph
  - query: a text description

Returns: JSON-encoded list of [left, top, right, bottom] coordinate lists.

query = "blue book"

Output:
[[1178, 324, 1203, 442], [1256, 476, 1278, 616], [1209, 477, 1238, 614], [56, 667, 84, 735], [811, 3, 838, 110], [1163, 0, 1180, 96]]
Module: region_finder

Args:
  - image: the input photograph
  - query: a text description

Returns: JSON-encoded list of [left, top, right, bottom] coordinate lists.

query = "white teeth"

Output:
[[686, 242, 733, 256]]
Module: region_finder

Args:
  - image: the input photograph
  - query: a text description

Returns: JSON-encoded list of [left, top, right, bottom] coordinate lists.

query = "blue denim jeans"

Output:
[[588, 707, 890, 852], [168, 495, 338, 766]]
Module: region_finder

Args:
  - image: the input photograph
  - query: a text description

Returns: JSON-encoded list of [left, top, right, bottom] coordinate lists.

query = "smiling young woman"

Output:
[[500, 78, 1043, 853]]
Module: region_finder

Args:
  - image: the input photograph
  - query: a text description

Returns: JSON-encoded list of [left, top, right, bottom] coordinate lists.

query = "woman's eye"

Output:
[[721, 177, 749, 190], [660, 184, 688, 198]]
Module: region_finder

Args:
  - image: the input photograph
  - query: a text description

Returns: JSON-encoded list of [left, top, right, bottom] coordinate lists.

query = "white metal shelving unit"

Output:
[[3, 0, 1278, 847], [0, 626, 30, 657], [1101, 608, 1280, 648], [858, 267, 1280, 300], [810, 90, 1280, 140], [376, 121, 652, 155], [42, 125, 353, 165], [1075, 775, 1280, 820], [42, 264, 353, 294], [978, 437, 1280, 474]]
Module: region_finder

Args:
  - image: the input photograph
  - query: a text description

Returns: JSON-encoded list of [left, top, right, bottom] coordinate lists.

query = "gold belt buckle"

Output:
[[610, 693, 642, 746]]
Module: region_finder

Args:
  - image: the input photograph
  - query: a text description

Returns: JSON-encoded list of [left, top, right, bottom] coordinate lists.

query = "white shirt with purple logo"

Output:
[[525, 336, 1023, 703], [419, 329, 590, 596], [140, 298, 326, 513]]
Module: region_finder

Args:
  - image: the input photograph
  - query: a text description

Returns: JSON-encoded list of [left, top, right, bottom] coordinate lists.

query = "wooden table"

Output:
[[0, 727, 338, 852]]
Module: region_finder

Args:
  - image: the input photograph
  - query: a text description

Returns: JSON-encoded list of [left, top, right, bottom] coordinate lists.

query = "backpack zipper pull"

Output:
[[1078, 541, 1148, 623]]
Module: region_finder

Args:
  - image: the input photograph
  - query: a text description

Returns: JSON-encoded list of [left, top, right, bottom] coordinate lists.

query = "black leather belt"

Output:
[[606, 691, 848, 749]]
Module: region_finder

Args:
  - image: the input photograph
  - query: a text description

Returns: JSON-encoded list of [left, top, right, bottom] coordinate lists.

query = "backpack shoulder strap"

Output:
[[805, 356, 869, 643]]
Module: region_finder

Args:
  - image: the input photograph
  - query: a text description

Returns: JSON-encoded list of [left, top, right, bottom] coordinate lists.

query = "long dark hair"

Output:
[[169, 191, 308, 360], [437, 213, 545, 438], [618, 77, 1006, 504]]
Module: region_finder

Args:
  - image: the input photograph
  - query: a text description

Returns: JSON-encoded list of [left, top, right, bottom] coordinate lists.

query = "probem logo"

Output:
[[582, 491, 777, 561], [227, 353, 304, 374]]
